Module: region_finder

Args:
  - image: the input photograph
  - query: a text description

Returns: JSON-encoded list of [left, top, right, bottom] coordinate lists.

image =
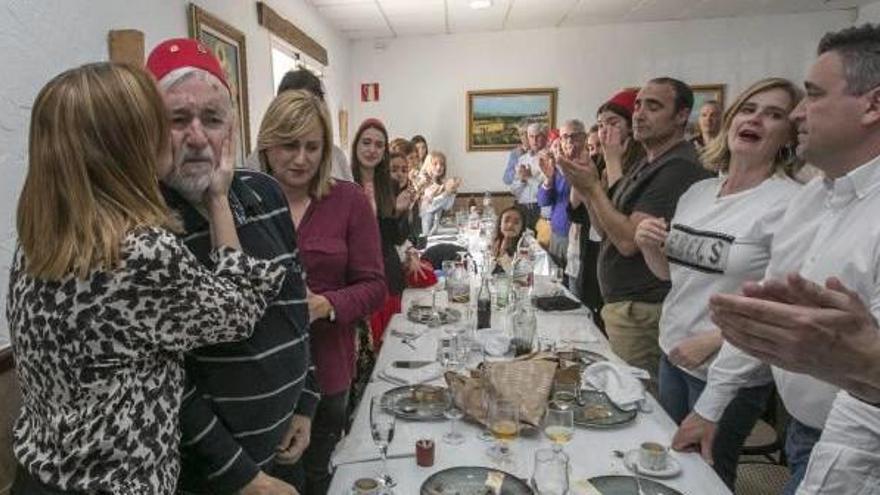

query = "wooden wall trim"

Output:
[[256, 2, 328, 66]]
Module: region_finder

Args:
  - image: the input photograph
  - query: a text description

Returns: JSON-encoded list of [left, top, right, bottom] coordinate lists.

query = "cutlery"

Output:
[[392, 360, 434, 368], [613, 450, 649, 495]]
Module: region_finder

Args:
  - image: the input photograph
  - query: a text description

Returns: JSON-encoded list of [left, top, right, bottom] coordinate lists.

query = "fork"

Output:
[[612, 450, 648, 495]]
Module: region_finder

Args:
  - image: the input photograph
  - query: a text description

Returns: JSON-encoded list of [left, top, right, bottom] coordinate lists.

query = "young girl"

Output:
[[491, 206, 525, 274]]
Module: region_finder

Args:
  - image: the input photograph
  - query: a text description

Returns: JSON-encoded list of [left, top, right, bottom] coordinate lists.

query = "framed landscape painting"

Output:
[[188, 3, 251, 165], [466, 88, 557, 152]]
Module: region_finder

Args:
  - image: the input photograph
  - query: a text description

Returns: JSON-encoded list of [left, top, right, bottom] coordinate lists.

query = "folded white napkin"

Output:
[[581, 361, 647, 411], [475, 328, 511, 357], [331, 421, 415, 467], [380, 362, 444, 385]]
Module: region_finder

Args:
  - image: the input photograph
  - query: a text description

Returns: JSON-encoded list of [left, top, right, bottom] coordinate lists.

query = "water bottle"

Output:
[[512, 291, 536, 356]]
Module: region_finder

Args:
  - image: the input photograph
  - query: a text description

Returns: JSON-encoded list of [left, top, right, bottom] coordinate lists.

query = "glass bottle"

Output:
[[477, 274, 492, 329]]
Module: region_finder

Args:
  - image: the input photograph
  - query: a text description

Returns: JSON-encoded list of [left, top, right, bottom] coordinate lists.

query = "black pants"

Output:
[[11, 467, 85, 495], [299, 390, 350, 495], [517, 203, 540, 232]]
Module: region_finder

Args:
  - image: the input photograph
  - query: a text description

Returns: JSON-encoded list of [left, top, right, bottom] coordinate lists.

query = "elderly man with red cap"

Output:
[[146, 38, 318, 495]]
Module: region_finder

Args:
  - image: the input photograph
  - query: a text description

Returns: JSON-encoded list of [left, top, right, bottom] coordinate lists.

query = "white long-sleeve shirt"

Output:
[[695, 154, 880, 429], [659, 175, 801, 381], [796, 392, 880, 494], [510, 152, 544, 205]]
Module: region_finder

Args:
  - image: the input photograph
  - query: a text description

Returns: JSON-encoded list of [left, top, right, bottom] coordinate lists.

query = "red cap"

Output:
[[602, 88, 639, 119], [146, 38, 229, 90], [547, 128, 560, 142]]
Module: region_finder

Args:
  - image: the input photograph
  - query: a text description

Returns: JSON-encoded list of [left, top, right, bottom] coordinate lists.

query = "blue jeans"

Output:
[[658, 354, 772, 489], [782, 419, 823, 495]]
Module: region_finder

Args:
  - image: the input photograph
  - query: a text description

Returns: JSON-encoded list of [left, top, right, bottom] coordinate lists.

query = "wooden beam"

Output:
[[107, 29, 144, 66], [256, 2, 328, 66]]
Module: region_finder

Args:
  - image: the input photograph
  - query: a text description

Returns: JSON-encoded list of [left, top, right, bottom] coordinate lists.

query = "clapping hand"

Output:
[[634, 217, 668, 252], [556, 153, 600, 194]]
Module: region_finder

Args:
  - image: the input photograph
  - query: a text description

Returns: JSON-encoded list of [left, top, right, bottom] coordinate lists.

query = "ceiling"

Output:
[[305, 0, 870, 40]]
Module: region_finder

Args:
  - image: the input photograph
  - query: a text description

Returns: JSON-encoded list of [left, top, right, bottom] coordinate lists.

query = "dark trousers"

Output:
[[658, 354, 772, 489], [11, 467, 85, 495], [300, 390, 350, 495], [517, 203, 540, 232], [782, 419, 823, 495]]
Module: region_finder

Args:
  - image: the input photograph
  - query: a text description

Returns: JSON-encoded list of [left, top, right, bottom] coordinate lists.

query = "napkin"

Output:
[[533, 295, 581, 312], [581, 361, 647, 411], [475, 328, 511, 357], [330, 421, 415, 467], [380, 362, 444, 385]]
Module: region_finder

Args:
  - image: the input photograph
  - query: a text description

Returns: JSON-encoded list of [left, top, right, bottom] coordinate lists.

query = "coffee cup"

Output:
[[638, 441, 668, 471], [352, 477, 380, 494]]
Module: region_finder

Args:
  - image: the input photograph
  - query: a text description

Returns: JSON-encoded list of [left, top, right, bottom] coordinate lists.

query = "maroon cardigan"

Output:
[[297, 181, 386, 394]]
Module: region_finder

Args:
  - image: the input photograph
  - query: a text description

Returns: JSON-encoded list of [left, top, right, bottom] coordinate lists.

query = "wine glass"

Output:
[[543, 406, 574, 453], [487, 397, 519, 462], [442, 388, 465, 445], [370, 395, 396, 488], [532, 448, 570, 495]]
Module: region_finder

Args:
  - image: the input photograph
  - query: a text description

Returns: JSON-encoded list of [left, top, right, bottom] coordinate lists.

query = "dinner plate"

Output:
[[407, 305, 462, 325], [421, 466, 533, 495], [382, 384, 449, 421], [587, 475, 683, 495], [573, 390, 637, 429], [623, 449, 682, 478]]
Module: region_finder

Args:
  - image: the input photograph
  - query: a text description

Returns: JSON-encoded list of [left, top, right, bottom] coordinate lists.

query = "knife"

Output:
[[392, 360, 433, 369]]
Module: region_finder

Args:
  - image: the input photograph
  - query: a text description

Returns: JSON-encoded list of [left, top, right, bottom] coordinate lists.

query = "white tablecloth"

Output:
[[328, 280, 731, 495]]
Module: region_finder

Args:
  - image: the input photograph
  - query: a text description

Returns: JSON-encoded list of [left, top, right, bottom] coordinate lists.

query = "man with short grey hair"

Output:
[[511, 122, 548, 230], [537, 119, 585, 270]]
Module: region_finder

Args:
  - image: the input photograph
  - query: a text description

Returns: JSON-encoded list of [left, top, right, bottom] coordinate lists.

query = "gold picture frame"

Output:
[[188, 3, 251, 165], [466, 88, 558, 152]]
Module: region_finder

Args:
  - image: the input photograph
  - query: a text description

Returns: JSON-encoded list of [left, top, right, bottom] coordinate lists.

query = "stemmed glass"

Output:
[[532, 448, 570, 495], [487, 397, 519, 463], [442, 388, 465, 445], [370, 395, 397, 488], [543, 406, 574, 453]]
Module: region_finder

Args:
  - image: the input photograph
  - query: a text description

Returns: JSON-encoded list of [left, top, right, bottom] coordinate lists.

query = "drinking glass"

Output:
[[532, 448, 570, 495], [442, 388, 465, 445], [370, 395, 397, 487], [551, 381, 579, 410], [487, 397, 519, 461], [543, 406, 574, 453], [493, 273, 511, 309]]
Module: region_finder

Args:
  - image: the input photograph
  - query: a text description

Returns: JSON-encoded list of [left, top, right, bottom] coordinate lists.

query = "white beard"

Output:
[[164, 144, 215, 204]]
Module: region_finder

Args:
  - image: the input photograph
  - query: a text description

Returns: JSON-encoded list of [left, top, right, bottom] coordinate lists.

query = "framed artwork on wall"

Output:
[[188, 3, 251, 165], [466, 88, 558, 152]]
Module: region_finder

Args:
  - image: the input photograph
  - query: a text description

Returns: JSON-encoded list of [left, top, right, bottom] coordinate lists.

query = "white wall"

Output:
[[0, 0, 352, 341], [350, 10, 854, 194], [858, 1, 880, 22]]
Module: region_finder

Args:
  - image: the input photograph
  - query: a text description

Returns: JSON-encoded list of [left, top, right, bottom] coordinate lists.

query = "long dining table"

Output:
[[328, 233, 731, 494]]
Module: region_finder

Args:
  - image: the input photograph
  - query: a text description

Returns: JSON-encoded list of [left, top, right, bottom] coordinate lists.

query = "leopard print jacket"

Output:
[[7, 227, 286, 493]]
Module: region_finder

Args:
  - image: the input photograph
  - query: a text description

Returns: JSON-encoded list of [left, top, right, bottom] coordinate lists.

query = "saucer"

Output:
[[623, 449, 682, 478]]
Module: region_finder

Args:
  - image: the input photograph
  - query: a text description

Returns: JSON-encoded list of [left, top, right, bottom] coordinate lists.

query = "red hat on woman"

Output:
[[146, 38, 229, 90], [598, 88, 639, 121]]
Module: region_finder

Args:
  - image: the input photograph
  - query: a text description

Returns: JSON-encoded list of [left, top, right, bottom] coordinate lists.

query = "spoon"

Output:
[[612, 450, 648, 495]]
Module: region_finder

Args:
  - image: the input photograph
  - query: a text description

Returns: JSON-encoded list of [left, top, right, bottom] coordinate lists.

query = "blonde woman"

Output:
[[634, 78, 805, 489], [419, 150, 461, 234], [257, 90, 386, 494], [8, 63, 285, 494]]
